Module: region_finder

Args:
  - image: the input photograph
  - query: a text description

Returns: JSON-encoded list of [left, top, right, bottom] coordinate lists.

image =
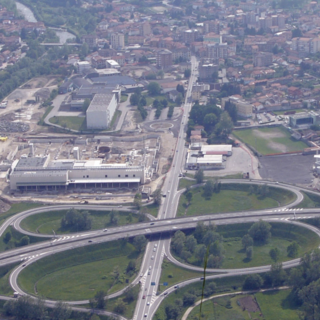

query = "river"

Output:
[[15, 1, 75, 44]]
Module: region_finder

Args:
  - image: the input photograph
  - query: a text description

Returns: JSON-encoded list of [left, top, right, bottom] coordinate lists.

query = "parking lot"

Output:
[[259, 154, 315, 185], [256, 112, 284, 125]]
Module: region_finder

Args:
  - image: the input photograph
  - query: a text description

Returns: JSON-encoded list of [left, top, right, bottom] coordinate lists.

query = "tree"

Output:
[[82, 98, 91, 112], [152, 189, 162, 206], [269, 263, 286, 287], [185, 191, 192, 205], [269, 248, 280, 262], [124, 285, 136, 303], [153, 99, 160, 108], [243, 274, 263, 290], [3, 231, 11, 244], [195, 244, 207, 262], [61, 208, 92, 231], [203, 113, 218, 133], [114, 298, 126, 314], [147, 82, 161, 96], [185, 235, 197, 253], [248, 220, 272, 243], [139, 55, 149, 63], [215, 112, 234, 139], [203, 180, 214, 198], [130, 93, 140, 106], [287, 242, 299, 258], [93, 290, 106, 309], [298, 278, 320, 319], [133, 235, 147, 252], [140, 96, 147, 106], [51, 301, 71, 320], [194, 169, 204, 184], [183, 293, 197, 306], [292, 28, 302, 38], [242, 234, 253, 250], [184, 69, 191, 78], [126, 260, 136, 273], [161, 99, 168, 108], [134, 192, 142, 209], [109, 210, 119, 225], [246, 246, 253, 260], [203, 231, 220, 247], [176, 84, 185, 97], [194, 221, 206, 243], [165, 304, 180, 319]]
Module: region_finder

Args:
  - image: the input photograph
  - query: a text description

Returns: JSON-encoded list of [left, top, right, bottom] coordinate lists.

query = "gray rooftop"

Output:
[[87, 94, 113, 112], [16, 156, 47, 169]]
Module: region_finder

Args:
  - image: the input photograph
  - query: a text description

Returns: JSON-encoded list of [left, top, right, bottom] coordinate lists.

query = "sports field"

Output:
[[233, 126, 308, 155]]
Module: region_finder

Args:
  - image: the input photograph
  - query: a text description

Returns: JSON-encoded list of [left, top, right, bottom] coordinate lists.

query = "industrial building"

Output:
[[289, 111, 320, 128], [185, 144, 233, 170], [9, 155, 147, 191], [86, 93, 118, 129]]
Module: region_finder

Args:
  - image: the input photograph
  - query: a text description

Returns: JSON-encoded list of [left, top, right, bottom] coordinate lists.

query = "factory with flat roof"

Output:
[[186, 144, 233, 170], [9, 155, 146, 191]]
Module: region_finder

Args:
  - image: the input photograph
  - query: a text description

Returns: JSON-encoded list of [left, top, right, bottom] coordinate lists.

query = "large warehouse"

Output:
[[86, 93, 118, 129], [9, 155, 146, 191]]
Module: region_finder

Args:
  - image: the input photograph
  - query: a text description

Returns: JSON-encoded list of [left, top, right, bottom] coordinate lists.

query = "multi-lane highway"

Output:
[[2, 55, 320, 320]]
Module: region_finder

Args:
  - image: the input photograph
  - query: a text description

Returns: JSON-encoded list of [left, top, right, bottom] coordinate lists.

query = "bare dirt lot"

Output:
[[238, 296, 260, 312]]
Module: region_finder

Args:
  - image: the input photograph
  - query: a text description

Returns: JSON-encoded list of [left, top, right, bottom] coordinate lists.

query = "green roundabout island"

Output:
[[18, 239, 144, 301], [171, 222, 320, 269], [20, 208, 146, 235], [177, 183, 297, 217]]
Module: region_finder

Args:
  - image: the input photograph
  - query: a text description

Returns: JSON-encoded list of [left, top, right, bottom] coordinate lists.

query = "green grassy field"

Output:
[[49, 116, 86, 131], [188, 289, 299, 320], [18, 241, 144, 300], [294, 191, 320, 208], [153, 275, 247, 320], [172, 223, 320, 269], [20, 209, 141, 235], [233, 126, 308, 155], [0, 262, 20, 296], [177, 184, 296, 217], [120, 94, 128, 102], [158, 259, 205, 293], [144, 203, 160, 217]]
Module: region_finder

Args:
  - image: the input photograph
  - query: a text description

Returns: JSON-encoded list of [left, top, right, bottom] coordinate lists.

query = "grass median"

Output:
[[20, 209, 142, 235], [172, 222, 320, 269], [18, 240, 144, 301], [187, 289, 299, 320], [177, 184, 296, 217]]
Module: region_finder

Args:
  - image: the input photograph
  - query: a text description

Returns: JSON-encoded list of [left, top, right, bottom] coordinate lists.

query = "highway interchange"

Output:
[[2, 56, 320, 319]]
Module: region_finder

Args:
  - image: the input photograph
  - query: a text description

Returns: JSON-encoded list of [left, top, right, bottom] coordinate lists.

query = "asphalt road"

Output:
[[3, 55, 320, 319]]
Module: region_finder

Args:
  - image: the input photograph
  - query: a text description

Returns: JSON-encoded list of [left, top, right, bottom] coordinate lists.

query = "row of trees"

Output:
[[171, 223, 225, 268], [187, 102, 235, 144], [61, 208, 92, 231]]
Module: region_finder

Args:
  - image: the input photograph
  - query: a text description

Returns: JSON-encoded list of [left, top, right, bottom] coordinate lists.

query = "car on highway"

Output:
[[144, 314, 147, 317], [200, 277, 204, 280], [174, 285, 179, 289], [153, 248, 156, 252], [154, 244, 158, 247], [148, 271, 151, 275], [150, 223, 154, 225], [163, 292, 168, 295], [147, 301, 150, 306], [88, 240, 92, 243], [151, 256, 154, 260], [103, 228, 108, 232], [143, 295, 145, 299]]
